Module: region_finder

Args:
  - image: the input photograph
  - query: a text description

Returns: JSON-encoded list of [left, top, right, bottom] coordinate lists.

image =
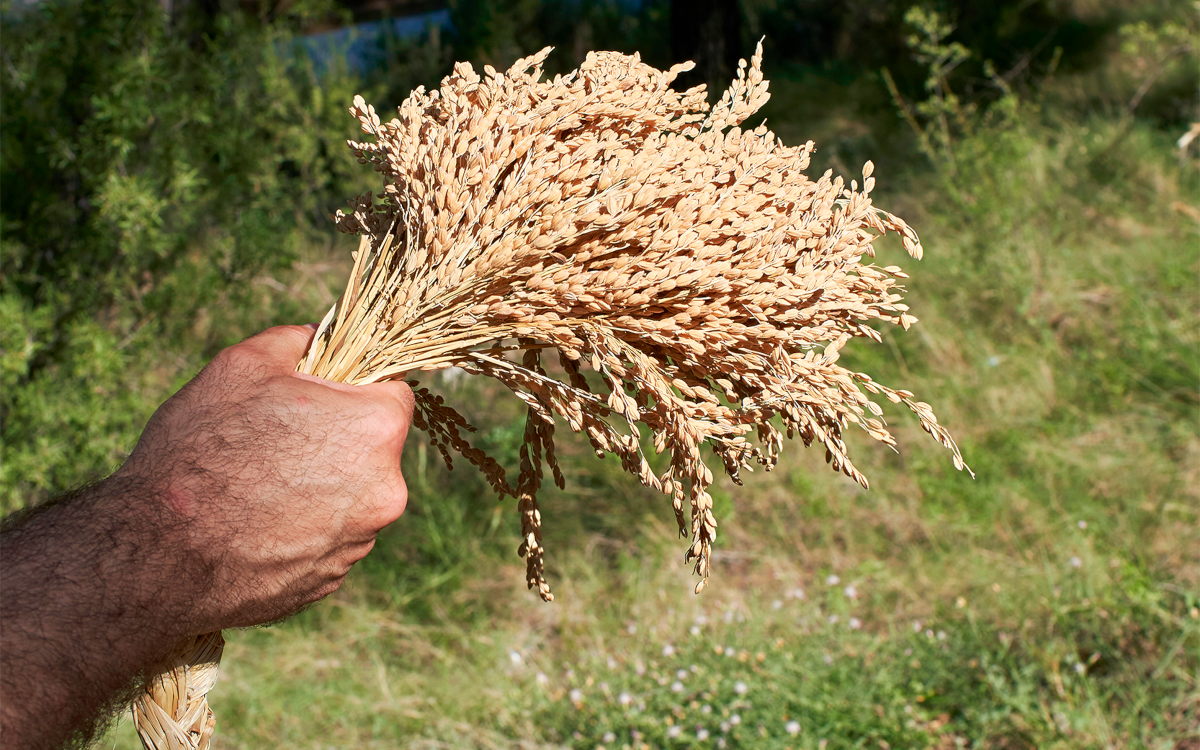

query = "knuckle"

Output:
[[368, 478, 408, 528], [393, 381, 415, 417], [361, 381, 415, 422], [339, 538, 376, 568], [362, 409, 410, 451], [314, 576, 346, 601], [209, 343, 264, 381]]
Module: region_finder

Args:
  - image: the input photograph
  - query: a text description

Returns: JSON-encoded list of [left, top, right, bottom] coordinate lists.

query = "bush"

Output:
[[0, 0, 374, 509]]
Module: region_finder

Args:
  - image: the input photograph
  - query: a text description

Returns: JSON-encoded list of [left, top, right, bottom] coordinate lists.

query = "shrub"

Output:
[[0, 0, 372, 509]]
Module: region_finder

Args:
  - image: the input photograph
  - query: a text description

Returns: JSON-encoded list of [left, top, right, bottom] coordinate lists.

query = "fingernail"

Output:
[[303, 322, 319, 331]]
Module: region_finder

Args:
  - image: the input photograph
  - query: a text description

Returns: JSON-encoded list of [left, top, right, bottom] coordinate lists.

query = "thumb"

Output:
[[236, 324, 319, 373]]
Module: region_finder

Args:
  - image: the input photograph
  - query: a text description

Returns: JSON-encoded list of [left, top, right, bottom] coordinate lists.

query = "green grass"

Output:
[[90, 63, 1200, 750]]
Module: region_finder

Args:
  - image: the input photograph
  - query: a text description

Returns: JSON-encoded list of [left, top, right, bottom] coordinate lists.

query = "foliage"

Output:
[[875, 8, 1197, 421], [1113, 14, 1198, 120], [0, 0, 374, 509], [525, 587, 1197, 749], [883, 7, 977, 176], [1, 0, 1195, 746]]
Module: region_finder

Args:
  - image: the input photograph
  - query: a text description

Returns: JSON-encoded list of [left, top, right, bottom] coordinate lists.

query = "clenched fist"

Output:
[[1, 325, 415, 750], [121, 324, 414, 629]]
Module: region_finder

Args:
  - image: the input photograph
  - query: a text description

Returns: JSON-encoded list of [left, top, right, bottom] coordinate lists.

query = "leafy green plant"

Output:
[[882, 7, 976, 177], [0, 0, 374, 509]]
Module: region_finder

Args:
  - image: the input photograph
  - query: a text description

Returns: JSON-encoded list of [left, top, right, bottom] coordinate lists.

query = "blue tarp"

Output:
[[300, 9, 453, 74]]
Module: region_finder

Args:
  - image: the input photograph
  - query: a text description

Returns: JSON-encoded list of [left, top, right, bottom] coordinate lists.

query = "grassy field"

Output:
[[88, 68, 1200, 749], [1, 1, 1193, 747]]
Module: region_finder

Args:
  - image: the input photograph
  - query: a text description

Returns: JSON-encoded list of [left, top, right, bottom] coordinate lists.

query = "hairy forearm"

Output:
[[0, 325, 413, 748], [0, 475, 206, 750]]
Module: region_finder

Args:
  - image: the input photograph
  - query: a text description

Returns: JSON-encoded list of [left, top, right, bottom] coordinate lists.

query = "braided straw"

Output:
[[132, 632, 224, 750]]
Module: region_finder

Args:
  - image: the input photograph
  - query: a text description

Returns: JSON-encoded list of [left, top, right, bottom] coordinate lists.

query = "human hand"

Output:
[[1, 325, 414, 749], [118, 324, 414, 632]]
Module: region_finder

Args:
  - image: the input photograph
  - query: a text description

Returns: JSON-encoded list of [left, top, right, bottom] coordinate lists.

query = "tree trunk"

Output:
[[670, 0, 742, 98]]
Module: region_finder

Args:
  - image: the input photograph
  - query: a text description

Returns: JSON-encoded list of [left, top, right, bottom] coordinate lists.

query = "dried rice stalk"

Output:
[[308, 42, 969, 596], [134, 44, 969, 748]]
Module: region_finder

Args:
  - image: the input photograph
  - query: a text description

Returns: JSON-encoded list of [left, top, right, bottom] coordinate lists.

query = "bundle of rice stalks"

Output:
[[134, 44, 969, 749], [307, 43, 970, 596]]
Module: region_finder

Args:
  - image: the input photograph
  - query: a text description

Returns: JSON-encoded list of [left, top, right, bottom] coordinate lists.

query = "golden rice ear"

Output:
[[412, 386, 514, 497], [138, 44, 970, 750]]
